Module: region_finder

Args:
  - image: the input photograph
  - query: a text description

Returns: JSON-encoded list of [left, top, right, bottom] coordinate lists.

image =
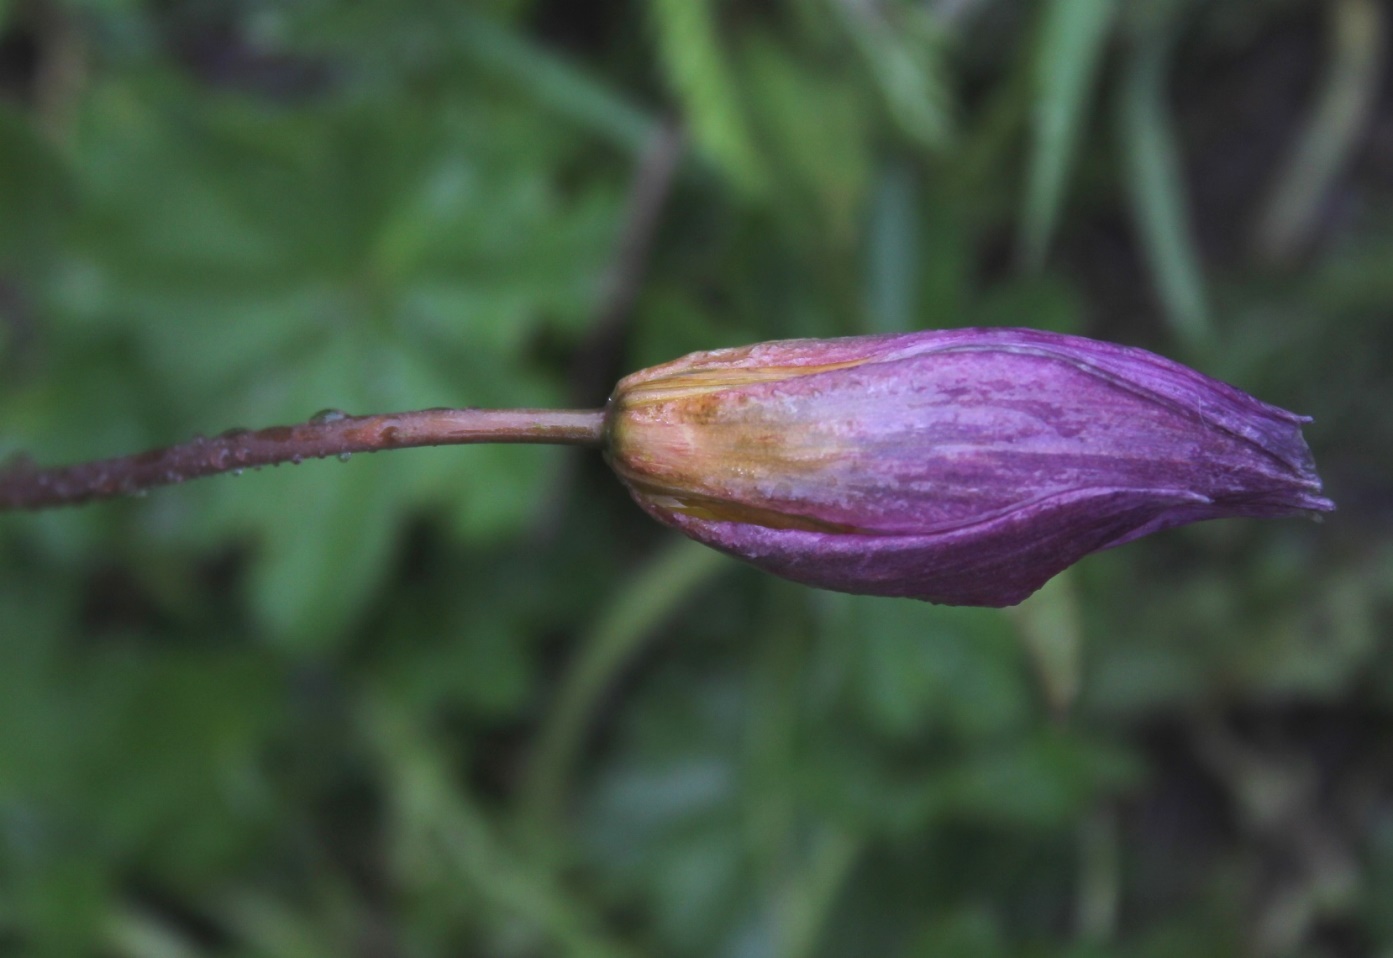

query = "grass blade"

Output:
[[865, 160, 921, 333], [1253, 0, 1385, 265], [1118, 29, 1212, 350], [524, 539, 730, 830], [651, 0, 767, 194], [1020, 0, 1117, 270]]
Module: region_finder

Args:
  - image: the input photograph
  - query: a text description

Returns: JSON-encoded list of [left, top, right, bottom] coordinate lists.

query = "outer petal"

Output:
[[638, 486, 1216, 607], [607, 327, 1334, 606]]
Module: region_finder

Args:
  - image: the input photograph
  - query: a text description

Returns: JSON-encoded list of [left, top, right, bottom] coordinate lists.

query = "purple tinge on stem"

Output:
[[603, 327, 1334, 607]]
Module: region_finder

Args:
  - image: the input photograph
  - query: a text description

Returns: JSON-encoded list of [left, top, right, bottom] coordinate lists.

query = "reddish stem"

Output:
[[0, 407, 608, 512]]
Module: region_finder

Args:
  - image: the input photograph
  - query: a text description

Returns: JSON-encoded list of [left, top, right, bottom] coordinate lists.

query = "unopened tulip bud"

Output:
[[605, 328, 1334, 607]]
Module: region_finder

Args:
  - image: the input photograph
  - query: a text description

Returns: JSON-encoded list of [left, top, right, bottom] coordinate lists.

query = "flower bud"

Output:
[[604, 328, 1333, 607]]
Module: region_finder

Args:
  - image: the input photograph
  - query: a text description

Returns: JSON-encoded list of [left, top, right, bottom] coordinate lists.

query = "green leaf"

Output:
[[237, 456, 402, 652], [651, 0, 768, 194], [929, 733, 1140, 828], [740, 35, 872, 239], [580, 677, 751, 954], [278, 5, 655, 155], [1020, 0, 1116, 269], [457, 10, 657, 155], [832, 1, 955, 150], [812, 595, 1030, 741], [369, 555, 540, 718], [0, 104, 71, 269], [36, 77, 622, 650], [907, 908, 1007, 958]]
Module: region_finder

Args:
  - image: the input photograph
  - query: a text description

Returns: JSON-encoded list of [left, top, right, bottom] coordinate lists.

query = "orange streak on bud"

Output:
[[606, 358, 869, 532], [611, 359, 867, 408]]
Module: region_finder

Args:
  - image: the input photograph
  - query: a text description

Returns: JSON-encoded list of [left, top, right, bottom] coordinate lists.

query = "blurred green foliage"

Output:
[[1, 1, 1390, 956]]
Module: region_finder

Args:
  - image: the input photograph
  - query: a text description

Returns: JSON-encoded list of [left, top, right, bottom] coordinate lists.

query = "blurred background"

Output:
[[1, 0, 1391, 955]]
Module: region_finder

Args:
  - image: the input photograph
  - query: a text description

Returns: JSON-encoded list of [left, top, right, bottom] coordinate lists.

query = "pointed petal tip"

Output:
[[1304, 494, 1336, 515]]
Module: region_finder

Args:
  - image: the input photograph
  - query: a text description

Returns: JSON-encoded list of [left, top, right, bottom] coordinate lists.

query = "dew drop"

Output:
[[232, 469, 244, 477], [220, 427, 251, 440], [311, 409, 349, 424], [337, 452, 352, 462]]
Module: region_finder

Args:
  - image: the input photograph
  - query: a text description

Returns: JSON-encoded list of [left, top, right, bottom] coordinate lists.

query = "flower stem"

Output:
[[0, 406, 607, 512]]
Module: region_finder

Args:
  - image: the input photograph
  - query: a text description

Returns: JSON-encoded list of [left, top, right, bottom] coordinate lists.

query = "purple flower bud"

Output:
[[605, 328, 1333, 607]]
